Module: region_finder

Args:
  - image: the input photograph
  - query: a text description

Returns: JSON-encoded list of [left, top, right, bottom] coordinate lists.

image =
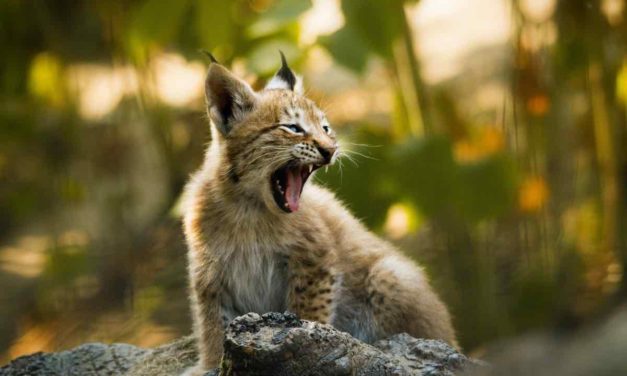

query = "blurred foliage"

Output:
[[1, 0, 627, 361]]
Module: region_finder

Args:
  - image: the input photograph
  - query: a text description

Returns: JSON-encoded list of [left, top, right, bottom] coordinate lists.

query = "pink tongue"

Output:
[[285, 168, 303, 211]]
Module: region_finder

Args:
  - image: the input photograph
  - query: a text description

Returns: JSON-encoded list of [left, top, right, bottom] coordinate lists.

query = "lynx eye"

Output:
[[322, 125, 331, 134], [281, 124, 305, 134]]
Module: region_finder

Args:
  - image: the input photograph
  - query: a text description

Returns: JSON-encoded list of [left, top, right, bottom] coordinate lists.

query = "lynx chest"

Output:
[[220, 244, 289, 321]]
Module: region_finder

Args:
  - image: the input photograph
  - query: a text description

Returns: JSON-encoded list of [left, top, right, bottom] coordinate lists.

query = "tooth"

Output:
[[308, 165, 313, 173]]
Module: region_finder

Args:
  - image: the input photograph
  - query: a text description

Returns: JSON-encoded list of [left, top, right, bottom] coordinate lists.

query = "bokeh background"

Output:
[[1, 0, 627, 362]]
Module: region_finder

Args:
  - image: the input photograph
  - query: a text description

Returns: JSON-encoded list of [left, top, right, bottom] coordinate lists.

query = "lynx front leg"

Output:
[[182, 286, 223, 376], [189, 289, 224, 371], [185, 254, 226, 374], [287, 262, 336, 324]]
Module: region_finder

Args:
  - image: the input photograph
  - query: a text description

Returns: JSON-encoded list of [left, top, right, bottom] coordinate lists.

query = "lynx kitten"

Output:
[[182, 53, 456, 374]]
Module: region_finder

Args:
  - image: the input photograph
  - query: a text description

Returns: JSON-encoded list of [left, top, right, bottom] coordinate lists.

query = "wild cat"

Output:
[[182, 53, 456, 374]]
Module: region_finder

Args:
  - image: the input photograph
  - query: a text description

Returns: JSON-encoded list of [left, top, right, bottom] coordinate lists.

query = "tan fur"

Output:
[[182, 61, 456, 374]]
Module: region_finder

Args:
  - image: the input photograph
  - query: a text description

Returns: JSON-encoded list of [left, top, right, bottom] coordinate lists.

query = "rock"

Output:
[[221, 312, 479, 376], [0, 342, 150, 376], [1, 312, 478, 376]]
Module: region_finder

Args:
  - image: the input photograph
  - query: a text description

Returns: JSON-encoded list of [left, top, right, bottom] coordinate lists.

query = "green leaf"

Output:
[[130, 0, 191, 45], [391, 137, 516, 222], [340, 0, 404, 58], [319, 25, 370, 73], [247, 0, 312, 38], [195, 0, 234, 50], [617, 62, 627, 105], [391, 137, 458, 218], [456, 155, 516, 222], [263, 0, 312, 22]]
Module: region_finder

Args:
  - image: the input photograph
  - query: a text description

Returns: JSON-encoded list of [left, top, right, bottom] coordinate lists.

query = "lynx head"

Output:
[[205, 53, 338, 214]]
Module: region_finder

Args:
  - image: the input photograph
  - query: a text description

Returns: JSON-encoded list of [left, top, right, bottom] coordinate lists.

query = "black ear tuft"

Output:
[[199, 49, 219, 64], [265, 51, 304, 94], [275, 50, 296, 91]]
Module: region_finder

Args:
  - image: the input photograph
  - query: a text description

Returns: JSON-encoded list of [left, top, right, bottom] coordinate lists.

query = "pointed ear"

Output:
[[205, 63, 257, 135], [265, 51, 303, 95]]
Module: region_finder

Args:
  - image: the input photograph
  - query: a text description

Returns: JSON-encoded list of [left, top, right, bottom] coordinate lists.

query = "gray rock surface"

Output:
[[221, 312, 479, 376], [1, 312, 478, 376], [0, 342, 150, 376]]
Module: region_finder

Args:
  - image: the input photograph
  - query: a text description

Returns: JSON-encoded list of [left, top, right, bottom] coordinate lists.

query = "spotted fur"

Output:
[[182, 57, 456, 375]]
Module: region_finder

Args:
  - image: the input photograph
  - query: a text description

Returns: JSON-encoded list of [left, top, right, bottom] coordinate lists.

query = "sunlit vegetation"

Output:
[[1, 0, 626, 361]]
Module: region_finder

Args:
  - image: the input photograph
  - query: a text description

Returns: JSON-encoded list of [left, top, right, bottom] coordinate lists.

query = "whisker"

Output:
[[339, 152, 359, 166], [343, 142, 382, 148], [341, 148, 379, 161], [337, 157, 344, 184]]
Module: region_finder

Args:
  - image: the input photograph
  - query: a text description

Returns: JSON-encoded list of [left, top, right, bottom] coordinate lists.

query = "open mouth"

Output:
[[271, 162, 322, 213]]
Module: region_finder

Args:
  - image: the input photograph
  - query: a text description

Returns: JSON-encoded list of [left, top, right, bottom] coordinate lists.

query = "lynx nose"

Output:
[[317, 145, 337, 164]]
